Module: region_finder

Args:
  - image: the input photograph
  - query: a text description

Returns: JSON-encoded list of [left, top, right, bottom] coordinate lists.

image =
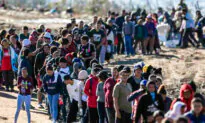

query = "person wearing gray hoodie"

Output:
[[70, 62, 82, 79]]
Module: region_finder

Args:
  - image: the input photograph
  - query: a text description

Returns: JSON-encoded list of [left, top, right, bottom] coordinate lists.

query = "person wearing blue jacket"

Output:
[[134, 19, 148, 55], [43, 65, 63, 123], [184, 98, 205, 123]]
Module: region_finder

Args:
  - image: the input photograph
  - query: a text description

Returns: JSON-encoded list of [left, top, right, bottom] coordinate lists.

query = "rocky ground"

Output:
[[0, 9, 205, 123]]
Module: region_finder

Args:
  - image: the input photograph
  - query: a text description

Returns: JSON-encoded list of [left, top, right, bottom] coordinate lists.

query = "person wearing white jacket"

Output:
[[165, 101, 186, 121]]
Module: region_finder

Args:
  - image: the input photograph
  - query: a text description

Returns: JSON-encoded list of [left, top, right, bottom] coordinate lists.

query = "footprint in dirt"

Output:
[[0, 116, 8, 120]]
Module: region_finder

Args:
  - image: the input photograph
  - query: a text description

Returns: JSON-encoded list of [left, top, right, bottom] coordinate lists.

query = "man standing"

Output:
[[122, 15, 135, 57], [113, 67, 132, 123], [116, 10, 126, 55]]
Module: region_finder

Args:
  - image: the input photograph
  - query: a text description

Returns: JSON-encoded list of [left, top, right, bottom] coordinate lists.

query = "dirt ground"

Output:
[[0, 9, 205, 123]]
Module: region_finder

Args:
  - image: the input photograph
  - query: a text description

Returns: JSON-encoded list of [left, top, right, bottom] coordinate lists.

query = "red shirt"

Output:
[[1, 48, 12, 71], [17, 76, 33, 95]]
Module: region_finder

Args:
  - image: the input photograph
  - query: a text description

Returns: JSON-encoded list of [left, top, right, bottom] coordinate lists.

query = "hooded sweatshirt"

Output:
[[170, 84, 194, 112], [165, 101, 185, 120], [84, 74, 99, 108], [71, 62, 81, 79]]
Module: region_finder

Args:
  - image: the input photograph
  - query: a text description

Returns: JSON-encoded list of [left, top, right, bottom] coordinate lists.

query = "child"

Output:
[[14, 67, 33, 123], [57, 57, 70, 122], [64, 75, 81, 123], [43, 65, 63, 123], [184, 98, 205, 122]]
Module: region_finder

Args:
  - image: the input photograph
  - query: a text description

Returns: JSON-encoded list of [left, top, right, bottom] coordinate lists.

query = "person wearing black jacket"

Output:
[[127, 63, 143, 92], [135, 81, 164, 123], [34, 44, 50, 108]]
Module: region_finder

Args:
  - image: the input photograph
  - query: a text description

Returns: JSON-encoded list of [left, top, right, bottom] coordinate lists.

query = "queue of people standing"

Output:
[[0, 0, 204, 123]]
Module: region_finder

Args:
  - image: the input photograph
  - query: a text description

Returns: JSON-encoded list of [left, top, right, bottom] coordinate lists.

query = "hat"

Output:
[[44, 32, 51, 39], [134, 63, 142, 71], [140, 80, 147, 86], [59, 57, 67, 63], [8, 28, 16, 34], [78, 70, 88, 80], [120, 66, 131, 73], [22, 39, 31, 47], [146, 14, 152, 19]]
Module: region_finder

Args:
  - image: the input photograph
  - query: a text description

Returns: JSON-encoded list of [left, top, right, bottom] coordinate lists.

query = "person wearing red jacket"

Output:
[[170, 83, 194, 112], [103, 66, 119, 123], [84, 67, 102, 123]]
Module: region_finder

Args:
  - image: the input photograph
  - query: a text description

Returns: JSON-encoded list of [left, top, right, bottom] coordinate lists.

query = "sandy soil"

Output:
[[0, 9, 205, 123]]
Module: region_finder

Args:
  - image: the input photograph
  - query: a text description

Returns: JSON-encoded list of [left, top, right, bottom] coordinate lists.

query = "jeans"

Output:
[[61, 95, 68, 122], [99, 45, 106, 65], [106, 107, 115, 123], [67, 99, 78, 123], [88, 107, 99, 123], [115, 110, 131, 123], [2, 70, 14, 89], [97, 102, 108, 123], [47, 93, 59, 123], [14, 94, 31, 123], [124, 35, 134, 55]]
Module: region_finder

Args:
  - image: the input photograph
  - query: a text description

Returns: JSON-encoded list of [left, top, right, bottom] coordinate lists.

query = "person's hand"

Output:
[[116, 111, 121, 119]]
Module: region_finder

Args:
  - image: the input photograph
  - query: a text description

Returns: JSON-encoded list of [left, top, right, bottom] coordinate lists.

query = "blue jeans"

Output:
[[124, 35, 134, 55], [47, 93, 59, 123], [14, 94, 31, 123], [97, 102, 108, 123]]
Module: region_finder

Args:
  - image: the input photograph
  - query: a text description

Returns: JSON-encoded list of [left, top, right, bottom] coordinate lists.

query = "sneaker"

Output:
[[30, 105, 35, 109], [37, 104, 44, 109]]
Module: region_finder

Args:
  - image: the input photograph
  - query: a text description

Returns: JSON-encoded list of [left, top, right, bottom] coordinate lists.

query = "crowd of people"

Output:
[[0, 0, 204, 123]]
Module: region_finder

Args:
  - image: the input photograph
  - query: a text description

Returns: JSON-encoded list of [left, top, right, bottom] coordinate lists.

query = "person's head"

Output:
[[153, 110, 164, 123], [59, 57, 67, 68], [22, 48, 30, 57], [44, 32, 51, 44], [79, 21, 84, 28], [39, 24, 45, 31], [10, 35, 17, 45], [97, 70, 109, 82], [93, 16, 98, 23], [43, 44, 50, 54], [111, 12, 115, 18], [8, 28, 16, 35], [182, 8, 187, 15], [120, 67, 131, 83], [133, 63, 142, 77], [0, 30, 7, 38], [91, 67, 101, 76], [180, 0, 184, 4], [112, 67, 119, 79], [78, 70, 88, 81], [122, 10, 126, 16], [173, 101, 186, 115], [46, 65, 54, 76], [96, 21, 102, 30], [66, 34, 72, 45], [125, 15, 130, 22], [146, 81, 156, 93], [64, 75, 73, 85], [161, 118, 173, 123], [146, 14, 152, 22], [22, 26, 29, 34], [81, 35, 89, 46], [191, 98, 203, 115], [107, 19, 113, 26], [1, 38, 10, 48], [157, 84, 167, 100], [176, 116, 189, 123], [50, 46, 58, 55], [61, 38, 69, 47], [140, 80, 147, 89], [180, 84, 193, 100], [137, 19, 143, 25], [61, 28, 69, 37], [196, 10, 202, 18], [66, 23, 72, 31], [156, 76, 163, 88], [21, 67, 28, 77]]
